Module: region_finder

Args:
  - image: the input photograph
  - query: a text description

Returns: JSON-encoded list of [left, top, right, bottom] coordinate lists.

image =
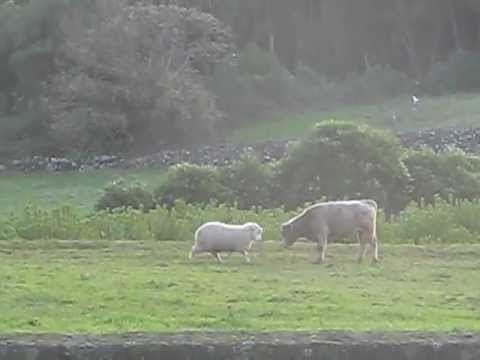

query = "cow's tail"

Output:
[[362, 199, 378, 242], [189, 244, 198, 260], [370, 203, 378, 242]]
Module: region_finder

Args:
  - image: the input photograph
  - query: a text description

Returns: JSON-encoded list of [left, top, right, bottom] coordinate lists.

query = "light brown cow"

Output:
[[281, 199, 378, 264]]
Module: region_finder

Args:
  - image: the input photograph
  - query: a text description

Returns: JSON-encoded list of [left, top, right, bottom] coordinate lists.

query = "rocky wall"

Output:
[[2, 127, 480, 172], [0, 331, 479, 360]]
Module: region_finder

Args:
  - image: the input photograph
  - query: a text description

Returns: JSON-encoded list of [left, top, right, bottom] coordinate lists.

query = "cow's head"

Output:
[[281, 222, 297, 248], [246, 222, 263, 241]]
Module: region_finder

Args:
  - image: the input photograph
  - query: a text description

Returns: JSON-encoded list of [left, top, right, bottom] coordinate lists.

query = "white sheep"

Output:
[[188, 221, 263, 263]]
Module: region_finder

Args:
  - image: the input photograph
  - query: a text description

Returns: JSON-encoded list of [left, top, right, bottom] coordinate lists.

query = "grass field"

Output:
[[0, 168, 166, 216], [228, 93, 480, 143], [0, 240, 479, 333]]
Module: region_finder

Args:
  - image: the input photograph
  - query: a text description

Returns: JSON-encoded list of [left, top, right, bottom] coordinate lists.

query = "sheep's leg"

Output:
[[211, 252, 223, 263], [243, 250, 251, 263]]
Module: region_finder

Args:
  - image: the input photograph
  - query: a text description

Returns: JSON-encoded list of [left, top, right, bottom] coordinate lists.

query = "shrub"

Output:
[[154, 163, 229, 207], [218, 154, 277, 209], [12, 204, 84, 240], [393, 198, 478, 244], [277, 120, 411, 212], [404, 147, 480, 205], [95, 178, 155, 213], [426, 50, 480, 94]]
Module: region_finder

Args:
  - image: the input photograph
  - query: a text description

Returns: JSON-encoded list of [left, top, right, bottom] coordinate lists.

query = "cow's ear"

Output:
[[282, 223, 292, 231]]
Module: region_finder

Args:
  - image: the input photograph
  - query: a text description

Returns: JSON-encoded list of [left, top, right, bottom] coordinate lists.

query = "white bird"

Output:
[[411, 95, 420, 111]]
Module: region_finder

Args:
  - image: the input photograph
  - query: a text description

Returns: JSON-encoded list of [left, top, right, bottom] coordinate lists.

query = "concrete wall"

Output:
[[0, 331, 479, 360]]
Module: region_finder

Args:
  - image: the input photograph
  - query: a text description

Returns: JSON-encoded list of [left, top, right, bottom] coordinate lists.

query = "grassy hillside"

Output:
[[0, 169, 166, 216], [228, 93, 480, 143], [0, 241, 479, 333]]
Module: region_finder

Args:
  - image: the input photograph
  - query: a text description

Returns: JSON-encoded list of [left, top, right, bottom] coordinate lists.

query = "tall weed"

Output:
[[1, 199, 480, 244]]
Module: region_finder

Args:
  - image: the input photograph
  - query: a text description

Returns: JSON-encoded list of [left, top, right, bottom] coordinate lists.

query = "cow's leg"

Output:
[[242, 250, 251, 263], [359, 227, 378, 264], [314, 233, 328, 264], [211, 252, 223, 263], [357, 233, 368, 263]]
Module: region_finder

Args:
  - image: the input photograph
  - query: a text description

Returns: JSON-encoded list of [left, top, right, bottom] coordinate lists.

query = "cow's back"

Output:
[[307, 200, 375, 238]]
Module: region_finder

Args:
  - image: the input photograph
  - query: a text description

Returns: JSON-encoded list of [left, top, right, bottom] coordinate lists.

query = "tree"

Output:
[[44, 0, 235, 154]]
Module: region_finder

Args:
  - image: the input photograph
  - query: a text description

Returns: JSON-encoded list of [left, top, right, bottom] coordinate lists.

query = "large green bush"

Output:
[[95, 178, 155, 213], [218, 154, 277, 209], [277, 121, 411, 212], [404, 147, 480, 205], [155, 156, 278, 210], [154, 163, 229, 207]]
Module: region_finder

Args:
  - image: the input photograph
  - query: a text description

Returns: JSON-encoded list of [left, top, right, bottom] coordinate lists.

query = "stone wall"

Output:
[[0, 331, 479, 360], [2, 127, 480, 172]]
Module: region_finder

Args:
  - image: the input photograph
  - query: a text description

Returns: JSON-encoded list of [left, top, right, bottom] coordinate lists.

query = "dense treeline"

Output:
[[160, 0, 480, 77], [1, 0, 480, 157]]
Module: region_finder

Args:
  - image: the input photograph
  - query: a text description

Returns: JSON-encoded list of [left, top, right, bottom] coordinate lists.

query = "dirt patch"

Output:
[[0, 331, 479, 360]]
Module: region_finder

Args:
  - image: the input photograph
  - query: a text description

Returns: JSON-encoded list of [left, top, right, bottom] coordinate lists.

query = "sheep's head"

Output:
[[245, 222, 263, 241]]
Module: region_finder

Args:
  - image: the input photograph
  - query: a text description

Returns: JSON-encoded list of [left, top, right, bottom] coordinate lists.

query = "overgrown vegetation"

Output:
[[3, 198, 480, 244]]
